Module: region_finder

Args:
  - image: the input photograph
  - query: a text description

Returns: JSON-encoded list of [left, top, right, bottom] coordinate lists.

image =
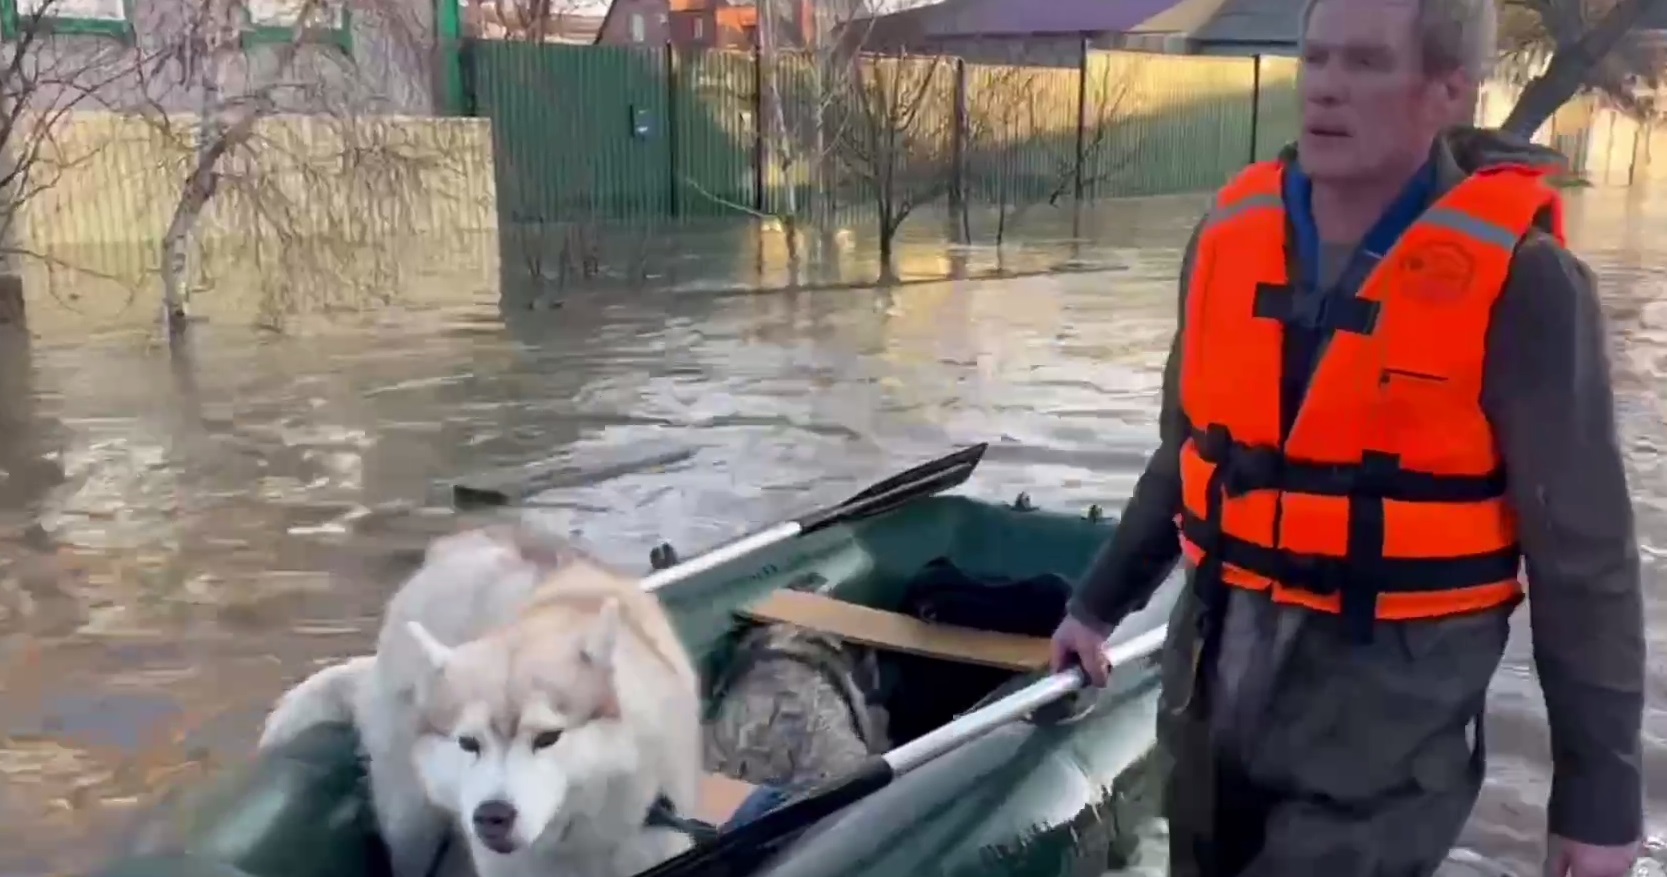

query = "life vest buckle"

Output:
[[1286, 287, 1329, 330], [1277, 555, 1347, 596], [1222, 447, 1285, 498], [1194, 424, 1285, 499]]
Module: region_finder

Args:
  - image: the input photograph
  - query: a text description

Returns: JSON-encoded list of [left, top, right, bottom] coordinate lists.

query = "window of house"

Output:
[[4, 0, 132, 37], [243, 0, 351, 49], [629, 11, 644, 41], [693, 16, 703, 39]]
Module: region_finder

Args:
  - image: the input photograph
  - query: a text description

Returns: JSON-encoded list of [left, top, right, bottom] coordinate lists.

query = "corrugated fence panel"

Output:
[[470, 41, 670, 223], [1085, 51, 1257, 198], [1253, 55, 1299, 161], [759, 50, 836, 220], [674, 49, 758, 218], [15, 42, 1667, 281], [873, 55, 960, 214], [794, 54, 959, 227], [963, 61, 1081, 205], [11, 111, 496, 289]]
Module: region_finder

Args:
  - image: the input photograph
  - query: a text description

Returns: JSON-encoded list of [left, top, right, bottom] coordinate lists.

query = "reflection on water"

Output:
[[2, 191, 1666, 876]]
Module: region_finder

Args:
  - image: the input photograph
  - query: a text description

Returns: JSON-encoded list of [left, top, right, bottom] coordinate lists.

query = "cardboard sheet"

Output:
[[736, 589, 1052, 673], [693, 772, 759, 825]]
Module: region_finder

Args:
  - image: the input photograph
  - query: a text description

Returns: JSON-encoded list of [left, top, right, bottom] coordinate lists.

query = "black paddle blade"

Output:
[[795, 443, 988, 535], [637, 760, 894, 877]]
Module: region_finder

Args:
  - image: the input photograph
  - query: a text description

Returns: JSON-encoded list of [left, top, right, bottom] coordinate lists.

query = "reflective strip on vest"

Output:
[[1175, 160, 1563, 631]]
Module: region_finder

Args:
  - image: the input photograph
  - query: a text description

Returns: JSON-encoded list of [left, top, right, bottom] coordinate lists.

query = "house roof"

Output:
[[865, 0, 1195, 38], [1189, 0, 1304, 44]]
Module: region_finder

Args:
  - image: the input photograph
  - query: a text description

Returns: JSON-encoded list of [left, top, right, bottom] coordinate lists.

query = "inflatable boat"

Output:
[[88, 445, 1180, 877]]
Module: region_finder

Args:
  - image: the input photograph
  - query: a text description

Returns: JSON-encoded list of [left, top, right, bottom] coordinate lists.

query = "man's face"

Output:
[[1297, 0, 1468, 183]]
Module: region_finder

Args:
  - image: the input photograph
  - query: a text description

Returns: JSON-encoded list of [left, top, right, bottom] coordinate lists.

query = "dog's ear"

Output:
[[407, 620, 453, 671], [580, 597, 621, 670]]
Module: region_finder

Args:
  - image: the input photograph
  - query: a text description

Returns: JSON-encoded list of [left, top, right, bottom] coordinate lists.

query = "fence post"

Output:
[[1073, 35, 1088, 204], [435, 0, 466, 115], [1248, 53, 1262, 165], [951, 57, 968, 214], [752, 45, 767, 213], [665, 42, 682, 219]]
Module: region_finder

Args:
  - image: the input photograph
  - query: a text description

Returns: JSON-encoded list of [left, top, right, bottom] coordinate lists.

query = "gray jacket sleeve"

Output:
[[1068, 220, 1201, 630], [1481, 231, 1644, 846]]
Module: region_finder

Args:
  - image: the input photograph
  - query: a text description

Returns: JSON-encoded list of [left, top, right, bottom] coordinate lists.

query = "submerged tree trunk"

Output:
[[877, 227, 897, 284], [0, 88, 24, 328], [161, 37, 225, 337], [1500, 0, 1665, 137], [759, 0, 803, 284], [876, 201, 899, 284]]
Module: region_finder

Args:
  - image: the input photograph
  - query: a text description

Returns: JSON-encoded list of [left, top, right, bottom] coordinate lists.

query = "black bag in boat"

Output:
[[883, 557, 1073, 743]]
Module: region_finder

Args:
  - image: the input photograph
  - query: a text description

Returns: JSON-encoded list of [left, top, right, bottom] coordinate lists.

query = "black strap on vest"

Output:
[[1252, 281, 1381, 336], [1182, 424, 1519, 643]]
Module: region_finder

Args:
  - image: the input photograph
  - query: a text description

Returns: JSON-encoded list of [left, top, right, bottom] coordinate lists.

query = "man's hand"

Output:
[[1544, 834, 1640, 877], [1049, 614, 1113, 687]]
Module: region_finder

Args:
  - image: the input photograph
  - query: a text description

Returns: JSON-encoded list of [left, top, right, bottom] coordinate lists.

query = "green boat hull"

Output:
[[91, 495, 1182, 877]]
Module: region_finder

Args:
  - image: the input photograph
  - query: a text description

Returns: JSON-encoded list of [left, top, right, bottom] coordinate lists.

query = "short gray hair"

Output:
[[1298, 0, 1499, 81]]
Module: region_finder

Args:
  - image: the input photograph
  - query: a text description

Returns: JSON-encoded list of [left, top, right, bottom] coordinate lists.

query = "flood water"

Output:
[[3, 191, 1667, 877]]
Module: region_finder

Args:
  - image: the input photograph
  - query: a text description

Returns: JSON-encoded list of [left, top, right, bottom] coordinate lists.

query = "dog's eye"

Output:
[[458, 735, 481, 755], [530, 730, 563, 751]]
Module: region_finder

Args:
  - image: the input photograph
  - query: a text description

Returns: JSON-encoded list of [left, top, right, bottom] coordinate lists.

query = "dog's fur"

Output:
[[258, 523, 703, 877], [703, 624, 890, 790]]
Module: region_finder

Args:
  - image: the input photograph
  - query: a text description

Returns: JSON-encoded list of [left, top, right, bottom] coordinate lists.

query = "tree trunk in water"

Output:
[[0, 87, 24, 332], [759, 0, 804, 286], [1499, 0, 1665, 138], [162, 50, 225, 337], [877, 213, 898, 285], [160, 183, 209, 337]]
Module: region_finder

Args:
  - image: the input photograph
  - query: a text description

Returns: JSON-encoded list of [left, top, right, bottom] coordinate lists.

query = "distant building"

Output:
[[596, 0, 817, 50], [855, 0, 1226, 66], [464, 1, 605, 43], [1186, 0, 1303, 56], [853, 0, 1309, 65]]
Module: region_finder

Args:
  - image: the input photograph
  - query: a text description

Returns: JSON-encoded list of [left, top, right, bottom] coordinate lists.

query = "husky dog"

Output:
[[703, 623, 890, 790], [258, 522, 704, 877]]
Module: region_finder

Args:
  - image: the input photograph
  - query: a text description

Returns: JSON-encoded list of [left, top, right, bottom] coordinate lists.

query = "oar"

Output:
[[637, 623, 1172, 877], [640, 442, 988, 593]]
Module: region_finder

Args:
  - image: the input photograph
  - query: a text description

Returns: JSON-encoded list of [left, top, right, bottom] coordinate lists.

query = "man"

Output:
[[1048, 1, 1645, 876]]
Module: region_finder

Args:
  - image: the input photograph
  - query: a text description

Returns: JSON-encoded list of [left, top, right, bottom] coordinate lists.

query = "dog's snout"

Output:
[[472, 800, 517, 843]]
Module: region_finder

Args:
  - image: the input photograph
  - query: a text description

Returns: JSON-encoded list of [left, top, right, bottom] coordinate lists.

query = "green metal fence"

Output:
[[464, 42, 1303, 225]]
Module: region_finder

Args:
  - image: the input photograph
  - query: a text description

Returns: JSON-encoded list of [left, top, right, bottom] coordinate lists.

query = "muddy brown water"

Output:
[[2, 191, 1665, 877]]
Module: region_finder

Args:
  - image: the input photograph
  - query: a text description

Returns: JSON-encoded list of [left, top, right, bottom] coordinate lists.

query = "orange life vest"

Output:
[[1176, 159, 1565, 636]]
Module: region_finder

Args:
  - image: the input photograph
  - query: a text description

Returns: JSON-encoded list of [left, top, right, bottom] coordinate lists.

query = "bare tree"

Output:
[[748, 0, 863, 278], [135, 0, 471, 337], [668, 0, 928, 285], [0, 0, 146, 290], [959, 54, 1139, 252], [825, 50, 958, 282], [1498, 0, 1667, 135]]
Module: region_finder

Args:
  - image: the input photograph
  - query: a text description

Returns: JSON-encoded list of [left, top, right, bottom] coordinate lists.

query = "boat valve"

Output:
[[649, 542, 680, 571]]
